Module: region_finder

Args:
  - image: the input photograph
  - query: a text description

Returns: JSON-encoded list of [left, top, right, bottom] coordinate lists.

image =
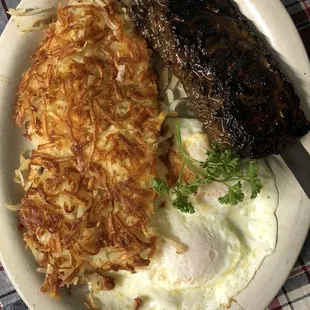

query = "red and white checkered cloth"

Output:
[[0, 0, 310, 309]]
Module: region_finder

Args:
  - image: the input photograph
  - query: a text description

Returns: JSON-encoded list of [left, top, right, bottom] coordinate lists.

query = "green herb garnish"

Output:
[[152, 178, 170, 195], [152, 122, 263, 213]]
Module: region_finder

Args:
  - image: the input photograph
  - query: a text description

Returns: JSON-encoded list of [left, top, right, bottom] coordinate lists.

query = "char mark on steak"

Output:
[[130, 0, 310, 158]]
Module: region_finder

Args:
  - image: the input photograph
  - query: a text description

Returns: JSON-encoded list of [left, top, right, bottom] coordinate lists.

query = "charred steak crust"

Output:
[[130, 0, 310, 158]]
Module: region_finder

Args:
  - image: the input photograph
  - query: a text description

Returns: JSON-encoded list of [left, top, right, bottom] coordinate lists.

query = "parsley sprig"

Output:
[[152, 122, 263, 213]]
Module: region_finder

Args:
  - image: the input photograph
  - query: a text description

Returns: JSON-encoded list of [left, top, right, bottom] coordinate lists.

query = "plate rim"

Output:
[[0, 0, 309, 309]]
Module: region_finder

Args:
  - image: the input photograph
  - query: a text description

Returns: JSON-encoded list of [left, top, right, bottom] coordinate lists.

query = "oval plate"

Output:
[[0, 0, 309, 309]]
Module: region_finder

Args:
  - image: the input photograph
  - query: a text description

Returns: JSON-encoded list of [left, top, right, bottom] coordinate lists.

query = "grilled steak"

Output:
[[130, 0, 310, 158]]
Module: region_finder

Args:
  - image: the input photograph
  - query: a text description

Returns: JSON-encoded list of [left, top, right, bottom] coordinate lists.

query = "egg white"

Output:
[[90, 118, 278, 310]]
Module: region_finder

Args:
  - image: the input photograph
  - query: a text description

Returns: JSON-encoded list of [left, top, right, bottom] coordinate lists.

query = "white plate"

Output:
[[0, 0, 309, 309]]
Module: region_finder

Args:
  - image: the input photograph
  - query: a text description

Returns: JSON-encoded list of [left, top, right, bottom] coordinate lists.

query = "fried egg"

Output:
[[89, 118, 278, 310]]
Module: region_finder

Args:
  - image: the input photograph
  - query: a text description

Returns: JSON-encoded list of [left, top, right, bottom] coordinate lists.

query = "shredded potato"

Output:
[[8, 7, 57, 32], [14, 0, 165, 297], [5, 203, 22, 211], [8, 7, 56, 16]]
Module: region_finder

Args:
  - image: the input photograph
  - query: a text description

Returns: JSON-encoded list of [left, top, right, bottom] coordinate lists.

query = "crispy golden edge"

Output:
[[14, 1, 164, 297]]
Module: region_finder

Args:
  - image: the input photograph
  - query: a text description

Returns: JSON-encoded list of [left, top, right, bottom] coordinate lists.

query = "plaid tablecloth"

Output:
[[0, 0, 310, 309]]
